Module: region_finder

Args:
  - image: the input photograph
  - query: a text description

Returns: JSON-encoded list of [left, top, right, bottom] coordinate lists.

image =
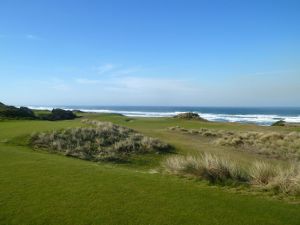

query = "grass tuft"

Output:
[[163, 153, 300, 196], [164, 153, 248, 183], [249, 161, 278, 185]]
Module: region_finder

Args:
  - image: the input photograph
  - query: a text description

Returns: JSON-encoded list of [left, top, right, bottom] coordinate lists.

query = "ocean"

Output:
[[28, 106, 300, 126]]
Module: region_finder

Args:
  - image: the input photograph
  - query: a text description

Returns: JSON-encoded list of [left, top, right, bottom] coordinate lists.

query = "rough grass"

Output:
[[31, 120, 171, 161], [164, 153, 247, 183], [169, 126, 300, 160], [163, 153, 300, 196]]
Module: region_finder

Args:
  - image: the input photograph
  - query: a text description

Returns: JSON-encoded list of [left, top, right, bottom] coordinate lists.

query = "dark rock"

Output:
[[174, 112, 207, 121], [46, 108, 77, 121], [271, 120, 286, 126]]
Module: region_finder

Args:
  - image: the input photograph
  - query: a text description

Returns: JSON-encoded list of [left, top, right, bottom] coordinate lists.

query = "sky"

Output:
[[0, 0, 299, 106]]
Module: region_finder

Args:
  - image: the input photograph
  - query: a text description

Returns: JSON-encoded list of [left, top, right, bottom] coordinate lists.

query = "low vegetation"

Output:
[[174, 112, 207, 121], [0, 101, 77, 121], [0, 102, 35, 119], [163, 153, 300, 196], [169, 126, 300, 160], [30, 120, 171, 161], [164, 153, 247, 183]]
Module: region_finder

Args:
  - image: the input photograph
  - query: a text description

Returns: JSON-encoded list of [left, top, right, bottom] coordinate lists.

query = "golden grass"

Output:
[[169, 126, 300, 160], [163, 153, 300, 196]]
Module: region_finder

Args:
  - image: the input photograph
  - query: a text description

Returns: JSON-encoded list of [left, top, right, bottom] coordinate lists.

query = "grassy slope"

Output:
[[1, 114, 300, 225]]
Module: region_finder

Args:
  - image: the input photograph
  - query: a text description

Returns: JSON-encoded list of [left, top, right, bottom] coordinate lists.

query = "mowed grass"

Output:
[[1, 114, 300, 225]]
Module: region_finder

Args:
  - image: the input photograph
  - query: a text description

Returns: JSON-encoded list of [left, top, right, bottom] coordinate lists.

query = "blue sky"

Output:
[[0, 0, 299, 106]]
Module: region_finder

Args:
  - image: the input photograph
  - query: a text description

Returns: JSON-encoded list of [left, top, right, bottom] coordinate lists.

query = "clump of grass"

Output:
[[31, 120, 172, 162], [168, 126, 300, 160], [164, 153, 248, 183], [249, 161, 278, 185], [163, 153, 300, 196], [268, 164, 300, 195]]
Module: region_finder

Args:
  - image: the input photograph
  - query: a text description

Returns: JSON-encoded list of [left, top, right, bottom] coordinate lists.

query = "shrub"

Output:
[[0, 102, 36, 119], [31, 120, 171, 161]]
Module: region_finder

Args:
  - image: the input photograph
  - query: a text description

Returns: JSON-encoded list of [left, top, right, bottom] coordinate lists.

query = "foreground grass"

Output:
[[1, 114, 300, 225], [2, 144, 300, 225]]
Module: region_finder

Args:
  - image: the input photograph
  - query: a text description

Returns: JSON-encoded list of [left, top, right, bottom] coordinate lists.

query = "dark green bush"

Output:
[[0, 102, 36, 119]]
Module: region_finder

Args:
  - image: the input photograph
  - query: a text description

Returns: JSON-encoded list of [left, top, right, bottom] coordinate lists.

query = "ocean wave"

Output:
[[199, 113, 300, 125], [27, 106, 300, 125]]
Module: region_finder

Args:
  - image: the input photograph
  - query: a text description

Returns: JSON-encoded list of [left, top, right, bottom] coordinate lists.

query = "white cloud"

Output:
[[96, 64, 116, 74], [112, 67, 141, 76], [36, 78, 71, 92], [94, 63, 141, 76], [75, 78, 103, 84], [71, 71, 300, 106], [72, 76, 202, 105], [51, 83, 71, 91], [0, 34, 42, 40], [25, 34, 41, 40]]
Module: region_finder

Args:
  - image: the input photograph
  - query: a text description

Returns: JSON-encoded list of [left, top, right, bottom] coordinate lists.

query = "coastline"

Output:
[[27, 105, 300, 126]]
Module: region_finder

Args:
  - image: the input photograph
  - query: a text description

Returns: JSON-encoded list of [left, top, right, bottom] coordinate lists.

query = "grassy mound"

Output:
[[31, 120, 171, 161], [169, 126, 300, 160], [163, 153, 300, 196], [174, 112, 207, 121]]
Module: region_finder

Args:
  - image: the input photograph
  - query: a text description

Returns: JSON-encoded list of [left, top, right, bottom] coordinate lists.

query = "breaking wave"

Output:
[[27, 106, 300, 126]]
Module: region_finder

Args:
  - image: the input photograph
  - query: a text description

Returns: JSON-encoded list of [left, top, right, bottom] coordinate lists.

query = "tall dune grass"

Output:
[[31, 120, 171, 161], [164, 153, 248, 183], [163, 153, 300, 196], [168, 127, 300, 160]]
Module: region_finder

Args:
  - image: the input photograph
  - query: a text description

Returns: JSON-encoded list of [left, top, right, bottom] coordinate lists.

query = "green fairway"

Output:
[[1, 114, 300, 225]]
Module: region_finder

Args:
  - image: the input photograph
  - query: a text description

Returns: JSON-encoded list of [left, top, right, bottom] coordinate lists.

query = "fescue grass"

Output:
[[31, 120, 171, 162], [169, 126, 300, 160], [163, 153, 300, 196], [164, 153, 247, 183], [249, 161, 278, 185]]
